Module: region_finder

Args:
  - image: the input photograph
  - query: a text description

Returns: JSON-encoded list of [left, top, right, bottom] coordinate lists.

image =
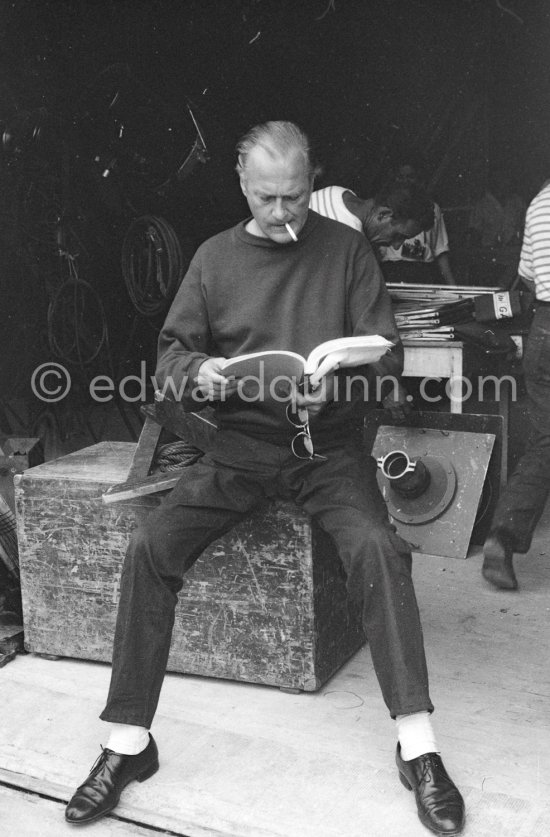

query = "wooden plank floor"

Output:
[[1, 507, 549, 837], [0, 784, 162, 837]]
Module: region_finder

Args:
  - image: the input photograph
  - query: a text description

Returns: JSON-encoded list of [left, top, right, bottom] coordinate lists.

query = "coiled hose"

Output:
[[121, 215, 185, 317], [153, 440, 203, 472]]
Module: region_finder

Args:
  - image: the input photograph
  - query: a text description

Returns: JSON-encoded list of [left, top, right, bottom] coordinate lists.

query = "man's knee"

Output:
[[342, 517, 412, 582], [125, 512, 177, 577]]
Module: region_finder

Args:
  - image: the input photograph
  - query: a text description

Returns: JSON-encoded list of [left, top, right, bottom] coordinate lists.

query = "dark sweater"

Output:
[[156, 210, 402, 446]]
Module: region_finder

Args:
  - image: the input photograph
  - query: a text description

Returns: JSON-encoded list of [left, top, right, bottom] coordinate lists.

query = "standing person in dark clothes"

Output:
[[483, 180, 550, 590], [65, 121, 465, 836]]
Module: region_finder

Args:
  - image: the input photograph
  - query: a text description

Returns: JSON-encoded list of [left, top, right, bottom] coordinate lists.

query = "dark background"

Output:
[[0, 0, 548, 447]]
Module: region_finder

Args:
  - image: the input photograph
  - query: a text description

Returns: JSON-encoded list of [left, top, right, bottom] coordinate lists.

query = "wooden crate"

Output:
[[14, 443, 365, 691]]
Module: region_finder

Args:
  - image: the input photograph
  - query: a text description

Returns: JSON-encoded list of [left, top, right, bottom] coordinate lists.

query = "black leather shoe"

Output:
[[65, 734, 159, 824], [396, 744, 465, 835], [482, 529, 518, 590]]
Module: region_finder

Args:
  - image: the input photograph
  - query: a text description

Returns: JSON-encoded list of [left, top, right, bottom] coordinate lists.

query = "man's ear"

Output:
[[239, 174, 248, 198]]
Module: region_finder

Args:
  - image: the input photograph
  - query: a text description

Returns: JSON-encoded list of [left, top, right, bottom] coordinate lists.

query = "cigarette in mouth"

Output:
[[285, 223, 298, 242]]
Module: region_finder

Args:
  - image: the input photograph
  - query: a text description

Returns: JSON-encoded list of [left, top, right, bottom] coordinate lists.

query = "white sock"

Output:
[[395, 711, 439, 761], [105, 723, 150, 755]]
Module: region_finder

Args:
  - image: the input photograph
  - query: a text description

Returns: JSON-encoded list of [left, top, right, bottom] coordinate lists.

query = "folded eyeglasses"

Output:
[[285, 402, 326, 461]]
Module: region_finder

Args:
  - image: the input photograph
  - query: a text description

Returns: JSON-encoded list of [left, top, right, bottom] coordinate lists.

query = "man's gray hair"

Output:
[[235, 120, 321, 179]]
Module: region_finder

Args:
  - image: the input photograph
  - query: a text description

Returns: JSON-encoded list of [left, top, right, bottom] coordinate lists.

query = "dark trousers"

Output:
[[101, 430, 433, 728], [491, 304, 550, 551]]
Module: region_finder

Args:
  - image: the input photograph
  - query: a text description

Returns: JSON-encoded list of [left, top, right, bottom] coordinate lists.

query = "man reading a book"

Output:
[[66, 120, 465, 836]]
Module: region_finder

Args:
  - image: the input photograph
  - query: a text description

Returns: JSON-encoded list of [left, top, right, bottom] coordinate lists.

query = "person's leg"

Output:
[[285, 445, 431, 717], [66, 431, 280, 825], [483, 426, 550, 589], [100, 471, 255, 728], [101, 429, 283, 727], [488, 428, 550, 548], [483, 306, 550, 588], [283, 444, 465, 835]]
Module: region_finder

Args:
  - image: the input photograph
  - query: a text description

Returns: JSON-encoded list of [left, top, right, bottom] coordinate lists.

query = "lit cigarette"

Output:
[[285, 222, 298, 242]]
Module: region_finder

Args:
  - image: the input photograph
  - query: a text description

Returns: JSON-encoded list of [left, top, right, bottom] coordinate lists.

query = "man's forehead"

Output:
[[245, 144, 308, 177]]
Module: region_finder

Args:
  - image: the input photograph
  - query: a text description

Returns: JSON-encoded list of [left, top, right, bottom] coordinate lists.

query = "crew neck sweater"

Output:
[[156, 210, 402, 445]]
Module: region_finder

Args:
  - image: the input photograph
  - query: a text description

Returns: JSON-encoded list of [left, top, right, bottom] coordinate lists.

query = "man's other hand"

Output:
[[294, 375, 336, 418]]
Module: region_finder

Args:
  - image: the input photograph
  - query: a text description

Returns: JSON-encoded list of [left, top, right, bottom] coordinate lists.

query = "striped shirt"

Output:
[[519, 183, 550, 301], [309, 186, 363, 233]]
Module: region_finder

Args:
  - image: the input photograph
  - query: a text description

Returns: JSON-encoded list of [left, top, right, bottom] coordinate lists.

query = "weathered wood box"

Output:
[[15, 442, 365, 691]]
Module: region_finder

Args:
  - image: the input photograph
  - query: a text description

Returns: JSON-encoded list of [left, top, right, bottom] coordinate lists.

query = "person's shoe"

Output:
[[396, 744, 465, 835], [65, 734, 159, 824], [482, 529, 518, 590]]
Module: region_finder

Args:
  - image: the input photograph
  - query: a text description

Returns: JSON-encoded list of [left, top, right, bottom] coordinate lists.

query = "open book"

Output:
[[221, 335, 393, 389]]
